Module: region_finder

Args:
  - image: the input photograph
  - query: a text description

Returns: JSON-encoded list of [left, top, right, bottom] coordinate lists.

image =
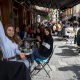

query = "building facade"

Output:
[[62, 3, 80, 22], [0, 0, 32, 29]]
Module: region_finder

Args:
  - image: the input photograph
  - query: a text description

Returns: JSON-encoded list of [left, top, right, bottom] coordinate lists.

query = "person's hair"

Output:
[[41, 25, 44, 33], [15, 27, 20, 36], [27, 24, 30, 26], [25, 26, 28, 28], [36, 27, 41, 33], [22, 24, 26, 30], [42, 26, 52, 41], [4, 24, 19, 44], [27, 24, 31, 29], [36, 27, 42, 36]]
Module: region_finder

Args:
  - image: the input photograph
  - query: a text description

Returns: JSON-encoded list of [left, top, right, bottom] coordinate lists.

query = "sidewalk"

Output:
[[32, 36, 80, 80]]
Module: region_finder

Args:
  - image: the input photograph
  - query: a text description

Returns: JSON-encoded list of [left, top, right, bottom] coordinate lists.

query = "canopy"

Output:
[[25, 0, 80, 10]]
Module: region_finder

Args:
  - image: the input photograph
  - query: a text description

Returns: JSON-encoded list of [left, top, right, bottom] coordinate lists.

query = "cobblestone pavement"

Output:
[[31, 35, 80, 80]]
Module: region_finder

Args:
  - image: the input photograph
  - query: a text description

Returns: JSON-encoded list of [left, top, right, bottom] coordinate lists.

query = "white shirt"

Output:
[[0, 21, 21, 59], [23, 31, 27, 39]]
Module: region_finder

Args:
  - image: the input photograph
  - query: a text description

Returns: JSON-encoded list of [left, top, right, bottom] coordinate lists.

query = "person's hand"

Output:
[[36, 36, 41, 41], [20, 40, 23, 45], [20, 53, 27, 60]]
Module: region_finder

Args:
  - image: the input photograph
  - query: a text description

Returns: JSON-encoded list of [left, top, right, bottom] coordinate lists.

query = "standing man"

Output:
[[73, 20, 78, 44], [73, 20, 78, 33]]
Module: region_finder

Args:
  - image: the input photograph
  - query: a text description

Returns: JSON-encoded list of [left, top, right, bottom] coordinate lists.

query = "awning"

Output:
[[25, 0, 80, 10], [14, 0, 48, 17]]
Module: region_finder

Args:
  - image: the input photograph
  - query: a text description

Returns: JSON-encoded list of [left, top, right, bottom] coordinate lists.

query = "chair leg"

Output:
[[47, 64, 52, 71], [33, 63, 46, 75], [30, 68, 36, 75], [36, 63, 51, 78], [33, 67, 43, 75], [41, 63, 51, 78], [31, 63, 46, 76], [42, 66, 50, 78], [31, 63, 50, 78]]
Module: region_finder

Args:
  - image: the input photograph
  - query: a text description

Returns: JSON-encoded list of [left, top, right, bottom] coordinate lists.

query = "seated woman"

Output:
[[35, 27, 42, 48], [28, 24, 33, 34], [36, 27, 42, 39], [30, 27, 53, 72], [31, 27, 37, 38], [0, 21, 29, 68], [15, 27, 23, 46]]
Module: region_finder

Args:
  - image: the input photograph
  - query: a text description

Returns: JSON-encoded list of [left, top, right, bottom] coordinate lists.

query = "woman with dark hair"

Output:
[[40, 25, 44, 34], [15, 27, 20, 35], [30, 26, 53, 72], [0, 21, 29, 68], [15, 27, 23, 46], [27, 24, 33, 34], [31, 27, 37, 38], [36, 27, 42, 40]]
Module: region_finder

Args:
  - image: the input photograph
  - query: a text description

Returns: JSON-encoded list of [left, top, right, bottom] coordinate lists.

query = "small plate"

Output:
[[25, 51, 33, 55]]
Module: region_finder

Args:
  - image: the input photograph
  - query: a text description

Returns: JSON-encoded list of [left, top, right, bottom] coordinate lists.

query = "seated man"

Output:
[[20, 26, 30, 40]]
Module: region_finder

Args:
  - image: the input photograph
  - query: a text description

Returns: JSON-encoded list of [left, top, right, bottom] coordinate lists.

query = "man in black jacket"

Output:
[[20, 26, 30, 40]]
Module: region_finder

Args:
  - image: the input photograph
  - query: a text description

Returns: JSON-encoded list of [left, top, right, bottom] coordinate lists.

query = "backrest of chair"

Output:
[[47, 45, 56, 63], [36, 45, 56, 63], [51, 45, 56, 54]]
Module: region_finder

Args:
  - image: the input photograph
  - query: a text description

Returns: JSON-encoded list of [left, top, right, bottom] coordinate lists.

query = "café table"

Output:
[[20, 38, 36, 54], [19, 38, 36, 68], [65, 31, 75, 44]]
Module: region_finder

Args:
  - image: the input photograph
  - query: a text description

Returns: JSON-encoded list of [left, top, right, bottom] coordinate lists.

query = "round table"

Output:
[[20, 38, 36, 55]]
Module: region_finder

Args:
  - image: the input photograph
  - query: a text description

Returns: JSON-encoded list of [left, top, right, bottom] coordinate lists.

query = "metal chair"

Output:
[[31, 45, 56, 78], [66, 36, 74, 44]]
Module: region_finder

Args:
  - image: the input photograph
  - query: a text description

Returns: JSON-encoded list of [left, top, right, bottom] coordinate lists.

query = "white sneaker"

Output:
[[30, 64, 36, 72], [36, 65, 42, 69]]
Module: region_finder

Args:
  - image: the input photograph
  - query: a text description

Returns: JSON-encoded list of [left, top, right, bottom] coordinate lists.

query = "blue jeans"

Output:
[[8, 58, 29, 68], [30, 48, 47, 64], [2, 57, 29, 68]]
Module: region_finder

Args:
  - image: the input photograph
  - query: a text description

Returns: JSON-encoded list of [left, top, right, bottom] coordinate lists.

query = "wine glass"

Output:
[[28, 34, 30, 38]]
